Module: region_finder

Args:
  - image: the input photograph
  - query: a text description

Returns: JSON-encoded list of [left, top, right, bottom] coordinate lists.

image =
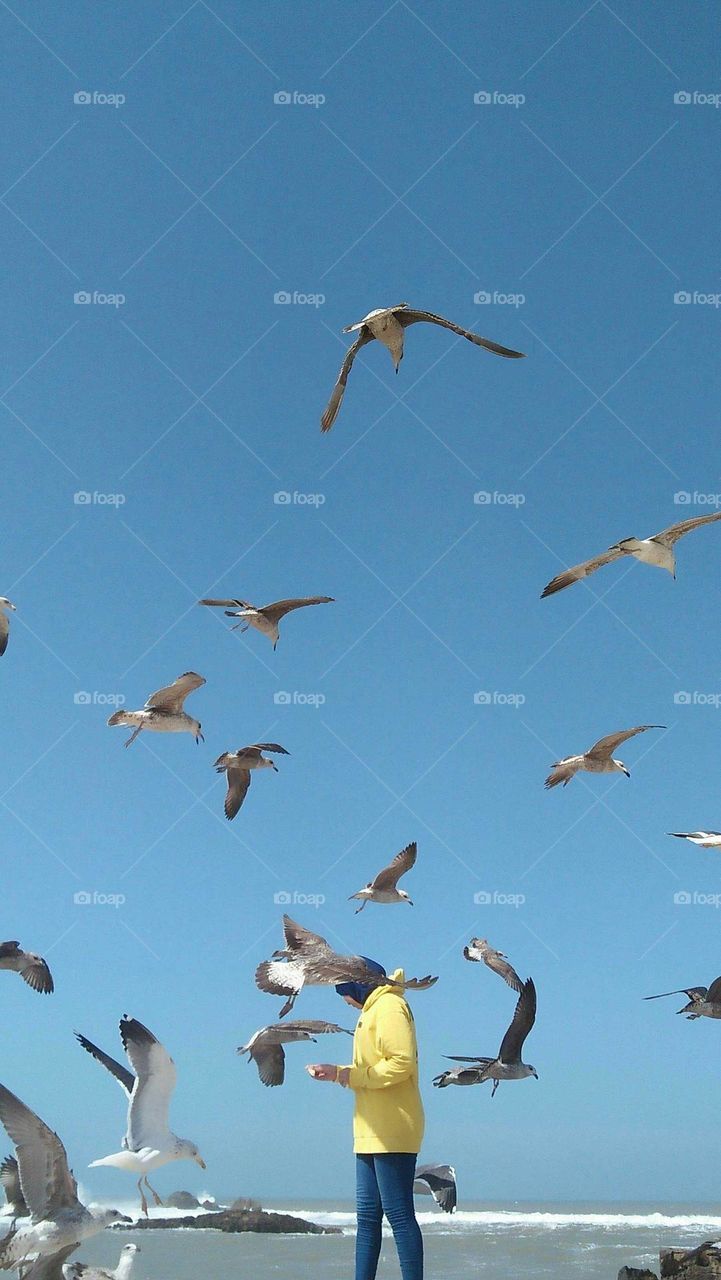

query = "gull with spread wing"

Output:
[[213, 744, 289, 819], [413, 1164, 457, 1214], [644, 976, 721, 1020], [238, 1020, 351, 1087], [668, 831, 721, 849], [0, 942, 53, 994], [544, 724, 664, 789], [321, 303, 525, 431], [199, 596, 333, 649], [462, 938, 523, 993], [349, 842, 416, 913], [108, 672, 205, 748], [433, 978, 538, 1096]]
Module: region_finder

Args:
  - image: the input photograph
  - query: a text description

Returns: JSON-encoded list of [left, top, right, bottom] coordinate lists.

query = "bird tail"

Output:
[[107, 710, 133, 728], [0, 1226, 25, 1270]]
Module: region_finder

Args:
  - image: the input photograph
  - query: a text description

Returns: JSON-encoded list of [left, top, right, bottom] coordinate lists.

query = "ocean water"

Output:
[[55, 1199, 721, 1279]]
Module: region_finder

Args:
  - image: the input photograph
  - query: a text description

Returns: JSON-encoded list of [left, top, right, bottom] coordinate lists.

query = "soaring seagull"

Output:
[[413, 1164, 457, 1214], [108, 672, 205, 748], [213, 744, 289, 819], [463, 938, 523, 993], [433, 977, 538, 1096], [237, 1020, 351, 1087], [668, 831, 721, 849], [256, 915, 438, 1017], [541, 512, 721, 597], [199, 596, 334, 649], [321, 304, 525, 431], [349, 841, 417, 913], [644, 977, 721, 1020], [544, 725, 663, 789], [75, 1017, 206, 1217], [0, 600, 16, 657], [0, 1084, 129, 1270], [0, 942, 53, 994]]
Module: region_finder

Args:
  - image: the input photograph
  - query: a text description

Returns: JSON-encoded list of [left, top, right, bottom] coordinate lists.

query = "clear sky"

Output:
[[2, 0, 721, 1206]]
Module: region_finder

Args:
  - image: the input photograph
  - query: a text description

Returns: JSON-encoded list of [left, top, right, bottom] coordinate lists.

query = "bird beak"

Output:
[[622, 768, 630, 777], [197, 732, 205, 744], [120, 1214, 133, 1223], [533, 1070, 539, 1079], [195, 1156, 207, 1169], [408, 899, 414, 906], [272, 762, 278, 771]]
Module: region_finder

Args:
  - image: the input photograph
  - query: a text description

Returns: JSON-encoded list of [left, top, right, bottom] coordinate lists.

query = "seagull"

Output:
[[349, 842, 417, 913], [63, 1244, 140, 1280], [108, 672, 205, 748], [644, 977, 721, 1019], [541, 512, 721, 597], [433, 977, 538, 1096], [0, 942, 53, 993], [198, 596, 334, 649], [413, 1164, 457, 1214], [75, 1016, 206, 1217], [321, 304, 525, 431], [19, 1247, 79, 1280], [0, 1084, 129, 1270], [463, 938, 523, 993], [0, 600, 16, 657], [0, 1154, 27, 1221], [256, 915, 438, 1017], [668, 831, 721, 849], [544, 725, 664, 789], [213, 744, 289, 819], [237, 1020, 352, 1087]]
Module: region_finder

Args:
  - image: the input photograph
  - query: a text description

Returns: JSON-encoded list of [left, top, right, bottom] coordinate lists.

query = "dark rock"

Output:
[[164, 1191, 201, 1210], [661, 1242, 721, 1277], [127, 1208, 341, 1235], [618, 1268, 658, 1280]]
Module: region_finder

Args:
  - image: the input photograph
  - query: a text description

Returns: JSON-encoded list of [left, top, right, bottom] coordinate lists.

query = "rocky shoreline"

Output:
[[125, 1206, 340, 1235]]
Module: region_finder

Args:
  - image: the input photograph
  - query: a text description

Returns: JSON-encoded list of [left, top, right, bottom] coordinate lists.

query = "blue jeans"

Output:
[[355, 1153, 424, 1280]]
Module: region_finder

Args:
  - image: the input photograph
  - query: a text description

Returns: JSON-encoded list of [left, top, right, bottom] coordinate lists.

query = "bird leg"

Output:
[[124, 727, 143, 748], [279, 993, 296, 1017], [354, 900, 367, 914], [491, 1080, 500, 1098], [137, 1176, 149, 1217], [230, 623, 249, 633], [144, 1176, 164, 1207]]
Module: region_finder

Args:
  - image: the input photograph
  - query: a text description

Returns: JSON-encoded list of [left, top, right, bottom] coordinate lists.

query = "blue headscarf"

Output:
[[335, 956, 386, 1007]]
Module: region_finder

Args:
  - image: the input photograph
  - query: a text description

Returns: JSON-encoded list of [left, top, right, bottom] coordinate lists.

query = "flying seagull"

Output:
[[463, 938, 523, 993], [237, 1020, 352, 1087], [0, 600, 16, 658], [198, 596, 334, 649], [668, 831, 721, 849], [433, 977, 538, 1096], [0, 941, 53, 994], [63, 1244, 140, 1280], [541, 512, 721, 598], [75, 1016, 206, 1217], [321, 304, 525, 431], [108, 672, 205, 748], [213, 744, 289, 819], [544, 725, 664, 789], [413, 1164, 457, 1214], [644, 977, 721, 1020], [349, 841, 417, 913], [256, 915, 438, 1017], [0, 1084, 129, 1270], [0, 1154, 27, 1221]]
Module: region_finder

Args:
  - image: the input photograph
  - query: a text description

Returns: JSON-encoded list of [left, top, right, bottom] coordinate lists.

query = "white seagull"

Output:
[[644, 977, 721, 1020], [75, 1017, 206, 1217], [321, 303, 525, 431], [541, 512, 721, 597], [0, 941, 53, 994], [433, 978, 538, 1096], [349, 841, 417, 913], [0, 1084, 129, 1270], [237, 1020, 351, 1087], [199, 596, 334, 649], [463, 938, 523, 993], [63, 1244, 140, 1280], [544, 724, 664, 789], [0, 600, 16, 658], [108, 672, 205, 748], [413, 1164, 457, 1214], [668, 831, 721, 849], [213, 744, 289, 819]]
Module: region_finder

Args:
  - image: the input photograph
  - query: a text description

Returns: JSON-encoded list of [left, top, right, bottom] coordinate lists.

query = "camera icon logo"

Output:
[[274, 291, 292, 304], [473, 491, 491, 505], [273, 491, 291, 505], [73, 890, 92, 904], [74, 691, 92, 705], [473, 290, 491, 304], [674, 291, 692, 304], [673, 890, 692, 904], [473, 890, 492, 904], [274, 91, 292, 105], [474, 91, 492, 104], [274, 890, 292, 904], [674, 491, 691, 504], [674, 91, 692, 105], [674, 691, 691, 705], [274, 691, 292, 705], [73, 491, 92, 505], [74, 91, 92, 105], [74, 291, 92, 305], [474, 691, 491, 704]]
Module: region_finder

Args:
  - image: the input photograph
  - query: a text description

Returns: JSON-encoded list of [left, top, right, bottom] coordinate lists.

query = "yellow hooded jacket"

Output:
[[340, 969, 425, 1154]]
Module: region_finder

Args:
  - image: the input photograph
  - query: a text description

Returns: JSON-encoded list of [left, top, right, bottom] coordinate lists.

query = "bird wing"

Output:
[[0, 1084, 80, 1218], [145, 671, 205, 712], [0, 613, 8, 657], [197, 599, 247, 608], [22, 1246, 79, 1280], [321, 329, 374, 432], [705, 977, 721, 1004], [248, 743, 290, 755], [540, 546, 625, 598], [669, 831, 721, 847], [643, 987, 707, 1002], [120, 1018, 176, 1150], [498, 978, 537, 1063], [413, 1165, 456, 1213], [0, 943, 53, 994], [654, 512, 721, 547], [464, 940, 523, 993], [74, 1033, 135, 1097], [371, 841, 417, 891], [544, 761, 577, 789], [586, 725, 663, 761], [255, 959, 305, 999], [396, 309, 525, 358], [261, 597, 334, 623], [224, 768, 251, 820], [400, 974, 438, 991], [0, 1154, 27, 1216], [251, 1043, 286, 1087], [281, 916, 332, 956]]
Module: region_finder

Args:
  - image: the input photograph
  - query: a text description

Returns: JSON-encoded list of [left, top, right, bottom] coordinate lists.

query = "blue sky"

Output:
[[2, 0, 721, 1206]]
